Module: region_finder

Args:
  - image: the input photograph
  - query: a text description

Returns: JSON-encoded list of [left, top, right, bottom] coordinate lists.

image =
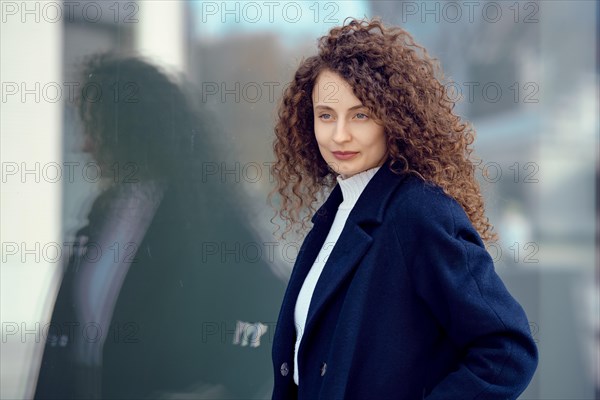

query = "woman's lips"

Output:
[[332, 151, 358, 160]]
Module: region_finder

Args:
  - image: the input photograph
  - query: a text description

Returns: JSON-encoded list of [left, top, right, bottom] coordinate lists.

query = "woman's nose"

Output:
[[332, 120, 351, 143]]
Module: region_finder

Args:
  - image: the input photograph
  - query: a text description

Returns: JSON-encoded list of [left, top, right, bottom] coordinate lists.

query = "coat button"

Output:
[[280, 362, 289, 376], [320, 362, 327, 376]]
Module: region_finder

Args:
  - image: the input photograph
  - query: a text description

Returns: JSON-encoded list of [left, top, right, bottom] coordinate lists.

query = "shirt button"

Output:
[[320, 362, 327, 376], [280, 362, 289, 376]]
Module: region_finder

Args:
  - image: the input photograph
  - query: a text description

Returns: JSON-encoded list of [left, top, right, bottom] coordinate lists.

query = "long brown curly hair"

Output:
[[270, 17, 498, 244]]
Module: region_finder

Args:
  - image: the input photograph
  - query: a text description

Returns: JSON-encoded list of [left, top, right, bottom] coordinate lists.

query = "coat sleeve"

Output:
[[393, 185, 538, 400]]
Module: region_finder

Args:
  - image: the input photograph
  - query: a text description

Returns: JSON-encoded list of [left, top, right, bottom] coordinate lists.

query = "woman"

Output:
[[269, 18, 538, 400]]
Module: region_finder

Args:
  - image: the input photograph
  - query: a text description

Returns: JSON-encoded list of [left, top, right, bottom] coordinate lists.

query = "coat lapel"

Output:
[[275, 162, 410, 357], [303, 222, 372, 333], [303, 163, 410, 338], [273, 185, 343, 355]]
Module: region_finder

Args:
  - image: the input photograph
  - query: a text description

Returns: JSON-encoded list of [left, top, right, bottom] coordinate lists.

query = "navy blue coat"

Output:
[[271, 162, 538, 400]]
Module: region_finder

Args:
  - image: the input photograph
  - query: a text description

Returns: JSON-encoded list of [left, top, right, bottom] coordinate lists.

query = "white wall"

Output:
[[1, 1, 63, 398]]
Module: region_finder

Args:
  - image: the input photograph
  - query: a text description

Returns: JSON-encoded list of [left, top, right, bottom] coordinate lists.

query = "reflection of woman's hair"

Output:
[[76, 53, 233, 223], [271, 18, 497, 243], [77, 53, 211, 184]]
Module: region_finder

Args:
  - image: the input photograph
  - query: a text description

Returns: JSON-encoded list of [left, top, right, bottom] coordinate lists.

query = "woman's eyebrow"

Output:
[[313, 104, 366, 111]]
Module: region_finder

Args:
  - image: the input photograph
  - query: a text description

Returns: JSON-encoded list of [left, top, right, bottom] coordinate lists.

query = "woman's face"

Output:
[[312, 69, 387, 179]]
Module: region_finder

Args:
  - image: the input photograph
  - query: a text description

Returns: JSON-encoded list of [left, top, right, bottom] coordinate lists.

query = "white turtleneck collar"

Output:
[[336, 166, 381, 210]]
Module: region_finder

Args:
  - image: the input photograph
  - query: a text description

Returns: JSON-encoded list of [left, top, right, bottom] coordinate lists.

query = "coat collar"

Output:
[[311, 159, 408, 227], [277, 159, 410, 357]]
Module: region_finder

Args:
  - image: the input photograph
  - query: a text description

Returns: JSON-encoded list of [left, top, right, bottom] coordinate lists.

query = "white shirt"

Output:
[[73, 181, 164, 366], [293, 166, 381, 385]]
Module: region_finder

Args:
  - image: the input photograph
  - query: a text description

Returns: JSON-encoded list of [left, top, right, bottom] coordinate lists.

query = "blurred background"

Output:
[[1, 0, 598, 399]]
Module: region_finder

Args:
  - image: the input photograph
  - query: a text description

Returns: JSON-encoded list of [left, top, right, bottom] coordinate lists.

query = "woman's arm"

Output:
[[393, 186, 538, 400]]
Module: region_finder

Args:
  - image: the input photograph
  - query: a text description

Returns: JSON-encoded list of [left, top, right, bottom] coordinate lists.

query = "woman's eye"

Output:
[[318, 113, 332, 120], [355, 113, 369, 120]]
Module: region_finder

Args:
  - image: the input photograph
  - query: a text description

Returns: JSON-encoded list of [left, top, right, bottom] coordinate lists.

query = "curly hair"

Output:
[[77, 52, 212, 183], [75, 53, 238, 221], [270, 17, 498, 244]]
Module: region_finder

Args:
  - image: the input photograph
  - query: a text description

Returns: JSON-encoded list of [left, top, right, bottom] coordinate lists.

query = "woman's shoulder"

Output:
[[386, 172, 471, 233], [390, 173, 458, 211]]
